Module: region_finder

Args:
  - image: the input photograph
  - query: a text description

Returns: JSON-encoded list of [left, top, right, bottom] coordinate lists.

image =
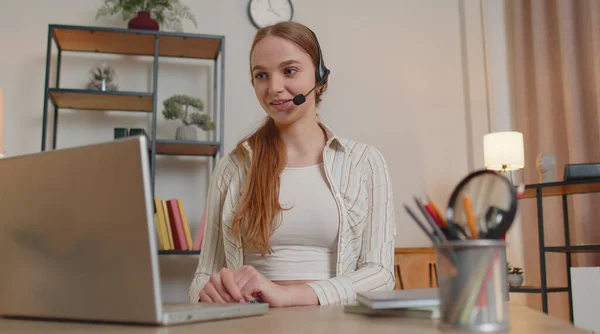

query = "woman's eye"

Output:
[[284, 68, 298, 75], [254, 72, 267, 80]]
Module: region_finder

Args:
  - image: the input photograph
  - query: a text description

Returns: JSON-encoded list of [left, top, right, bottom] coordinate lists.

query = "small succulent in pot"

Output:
[[162, 94, 215, 141], [507, 263, 524, 288]]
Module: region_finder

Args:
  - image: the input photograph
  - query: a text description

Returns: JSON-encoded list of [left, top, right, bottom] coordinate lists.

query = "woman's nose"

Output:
[[268, 75, 284, 94]]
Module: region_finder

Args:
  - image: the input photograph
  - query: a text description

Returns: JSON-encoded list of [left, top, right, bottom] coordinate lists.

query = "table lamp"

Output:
[[483, 131, 525, 182]]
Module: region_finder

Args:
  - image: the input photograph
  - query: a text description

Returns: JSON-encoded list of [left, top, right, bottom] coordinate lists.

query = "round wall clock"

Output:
[[248, 0, 294, 29]]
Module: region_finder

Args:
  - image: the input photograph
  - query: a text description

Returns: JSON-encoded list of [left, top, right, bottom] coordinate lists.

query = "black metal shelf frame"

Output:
[[518, 178, 600, 323], [159, 250, 201, 255], [544, 245, 600, 253], [40, 24, 226, 198], [510, 286, 569, 294]]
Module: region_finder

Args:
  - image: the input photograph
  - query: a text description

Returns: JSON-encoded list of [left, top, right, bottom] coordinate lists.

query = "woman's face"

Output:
[[250, 35, 317, 125]]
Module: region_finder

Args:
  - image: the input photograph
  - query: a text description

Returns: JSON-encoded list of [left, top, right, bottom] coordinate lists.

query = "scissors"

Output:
[[445, 169, 518, 240]]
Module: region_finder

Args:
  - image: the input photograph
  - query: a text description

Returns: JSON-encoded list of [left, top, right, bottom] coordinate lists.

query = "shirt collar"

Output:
[[318, 122, 349, 153], [240, 121, 349, 154]]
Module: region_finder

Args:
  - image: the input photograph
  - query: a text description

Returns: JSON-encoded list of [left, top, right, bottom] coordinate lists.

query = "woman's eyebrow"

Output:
[[251, 59, 301, 72], [279, 59, 301, 67]]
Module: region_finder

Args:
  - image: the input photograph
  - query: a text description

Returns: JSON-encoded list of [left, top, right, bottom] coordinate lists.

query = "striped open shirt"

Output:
[[188, 123, 397, 305]]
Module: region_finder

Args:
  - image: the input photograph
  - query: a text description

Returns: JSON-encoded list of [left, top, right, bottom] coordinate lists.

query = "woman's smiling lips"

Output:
[[270, 99, 293, 111]]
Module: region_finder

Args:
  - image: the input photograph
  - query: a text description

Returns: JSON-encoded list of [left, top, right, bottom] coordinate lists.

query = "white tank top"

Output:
[[243, 163, 340, 281]]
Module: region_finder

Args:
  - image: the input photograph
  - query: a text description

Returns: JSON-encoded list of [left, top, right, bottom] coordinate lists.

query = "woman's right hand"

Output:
[[198, 268, 245, 303]]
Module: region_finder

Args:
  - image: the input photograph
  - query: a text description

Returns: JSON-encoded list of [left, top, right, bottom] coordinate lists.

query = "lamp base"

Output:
[[499, 165, 518, 186]]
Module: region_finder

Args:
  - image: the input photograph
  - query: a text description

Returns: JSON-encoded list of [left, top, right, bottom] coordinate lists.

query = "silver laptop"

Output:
[[0, 136, 268, 325]]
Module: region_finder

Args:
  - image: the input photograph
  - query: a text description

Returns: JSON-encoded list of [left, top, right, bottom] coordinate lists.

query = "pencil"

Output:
[[403, 204, 440, 244], [427, 197, 448, 228], [414, 197, 448, 243], [463, 195, 478, 239], [424, 203, 442, 227]]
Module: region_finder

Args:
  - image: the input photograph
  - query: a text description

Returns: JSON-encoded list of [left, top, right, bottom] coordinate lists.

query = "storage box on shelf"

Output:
[[40, 24, 225, 256]]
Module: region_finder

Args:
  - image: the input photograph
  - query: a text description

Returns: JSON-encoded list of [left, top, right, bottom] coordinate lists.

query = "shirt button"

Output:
[[342, 211, 348, 217]]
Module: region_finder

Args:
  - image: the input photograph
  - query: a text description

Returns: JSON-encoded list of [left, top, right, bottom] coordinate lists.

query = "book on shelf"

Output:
[[153, 197, 204, 252], [166, 199, 188, 250], [176, 199, 193, 248], [161, 199, 174, 249], [154, 197, 172, 250]]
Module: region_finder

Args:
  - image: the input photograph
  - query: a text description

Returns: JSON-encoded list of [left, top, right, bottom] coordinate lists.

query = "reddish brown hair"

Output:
[[231, 22, 327, 255]]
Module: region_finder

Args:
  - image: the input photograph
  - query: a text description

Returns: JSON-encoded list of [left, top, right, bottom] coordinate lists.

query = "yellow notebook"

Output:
[[153, 212, 163, 250], [161, 199, 174, 250], [153, 197, 168, 250]]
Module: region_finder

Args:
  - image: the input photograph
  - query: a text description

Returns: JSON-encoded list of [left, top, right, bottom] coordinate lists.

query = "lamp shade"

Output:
[[483, 131, 525, 171]]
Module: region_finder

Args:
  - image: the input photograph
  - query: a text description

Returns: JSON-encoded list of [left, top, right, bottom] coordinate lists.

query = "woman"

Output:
[[189, 21, 396, 307]]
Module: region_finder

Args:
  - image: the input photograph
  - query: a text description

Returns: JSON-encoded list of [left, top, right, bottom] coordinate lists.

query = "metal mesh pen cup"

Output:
[[434, 240, 509, 332]]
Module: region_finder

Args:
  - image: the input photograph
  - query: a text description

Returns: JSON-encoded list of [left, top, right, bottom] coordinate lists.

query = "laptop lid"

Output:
[[0, 137, 164, 324]]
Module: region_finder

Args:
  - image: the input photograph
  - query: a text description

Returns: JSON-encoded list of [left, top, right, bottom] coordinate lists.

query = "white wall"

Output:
[[0, 0, 518, 302]]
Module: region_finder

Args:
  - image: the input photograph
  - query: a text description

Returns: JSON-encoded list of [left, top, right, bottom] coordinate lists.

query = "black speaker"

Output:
[[563, 163, 600, 181]]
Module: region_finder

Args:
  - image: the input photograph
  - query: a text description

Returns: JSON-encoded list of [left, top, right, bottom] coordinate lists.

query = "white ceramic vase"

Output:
[[175, 125, 197, 141], [508, 274, 524, 288]]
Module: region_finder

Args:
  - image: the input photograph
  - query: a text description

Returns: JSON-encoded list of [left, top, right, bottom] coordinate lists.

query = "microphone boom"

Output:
[[292, 70, 330, 106]]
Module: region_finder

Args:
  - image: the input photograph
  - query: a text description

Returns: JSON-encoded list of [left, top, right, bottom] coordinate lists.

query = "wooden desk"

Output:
[[0, 304, 590, 333]]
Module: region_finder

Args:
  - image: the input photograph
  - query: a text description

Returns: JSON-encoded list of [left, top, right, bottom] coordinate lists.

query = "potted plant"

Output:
[[162, 94, 215, 141], [95, 0, 197, 32], [507, 263, 524, 288], [86, 63, 118, 91]]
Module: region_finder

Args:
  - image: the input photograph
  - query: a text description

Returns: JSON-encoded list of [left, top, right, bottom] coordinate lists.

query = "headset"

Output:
[[293, 29, 331, 105]]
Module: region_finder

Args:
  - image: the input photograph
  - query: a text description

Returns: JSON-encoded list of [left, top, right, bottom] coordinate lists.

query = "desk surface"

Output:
[[0, 304, 590, 333]]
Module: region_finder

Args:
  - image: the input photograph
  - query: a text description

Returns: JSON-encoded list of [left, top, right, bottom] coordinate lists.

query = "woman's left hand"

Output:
[[234, 265, 291, 307]]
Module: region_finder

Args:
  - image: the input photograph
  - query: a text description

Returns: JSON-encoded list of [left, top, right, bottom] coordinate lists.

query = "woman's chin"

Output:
[[268, 110, 301, 125]]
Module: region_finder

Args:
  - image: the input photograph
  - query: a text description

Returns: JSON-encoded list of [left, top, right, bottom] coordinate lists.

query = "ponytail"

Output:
[[231, 117, 287, 255]]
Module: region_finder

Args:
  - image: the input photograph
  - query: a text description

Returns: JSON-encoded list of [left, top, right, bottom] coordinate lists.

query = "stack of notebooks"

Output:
[[345, 288, 440, 319]]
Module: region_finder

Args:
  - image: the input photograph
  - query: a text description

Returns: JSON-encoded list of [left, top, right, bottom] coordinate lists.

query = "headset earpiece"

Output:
[[310, 29, 330, 84]]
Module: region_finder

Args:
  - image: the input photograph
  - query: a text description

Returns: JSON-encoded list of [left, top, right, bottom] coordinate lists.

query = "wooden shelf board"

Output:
[[49, 89, 153, 112], [395, 247, 435, 254], [155, 140, 219, 156], [52, 25, 222, 59], [522, 178, 600, 198]]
